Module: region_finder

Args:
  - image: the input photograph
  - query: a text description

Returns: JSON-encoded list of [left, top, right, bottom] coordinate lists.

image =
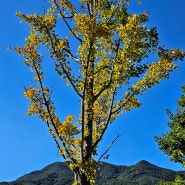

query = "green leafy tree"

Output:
[[155, 86, 185, 167], [14, 0, 184, 184], [158, 175, 185, 185]]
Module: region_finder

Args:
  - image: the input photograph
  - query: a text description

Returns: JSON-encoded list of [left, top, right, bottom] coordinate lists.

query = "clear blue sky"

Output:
[[0, 0, 185, 182]]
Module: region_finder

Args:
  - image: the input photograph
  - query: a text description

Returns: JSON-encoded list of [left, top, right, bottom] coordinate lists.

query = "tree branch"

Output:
[[53, 0, 82, 44], [111, 91, 137, 115], [63, 48, 81, 64], [87, 2, 92, 16], [93, 74, 113, 103], [92, 88, 117, 149], [58, 60, 83, 98], [31, 56, 77, 164], [98, 133, 123, 162], [44, 28, 83, 98], [93, 39, 120, 103]]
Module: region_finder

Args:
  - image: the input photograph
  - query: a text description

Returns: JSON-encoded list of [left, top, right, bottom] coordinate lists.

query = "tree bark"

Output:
[[73, 167, 91, 185]]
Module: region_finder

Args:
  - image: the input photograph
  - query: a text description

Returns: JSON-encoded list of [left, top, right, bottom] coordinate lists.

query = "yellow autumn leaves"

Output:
[[15, 0, 185, 184], [19, 0, 184, 157], [57, 115, 79, 138], [16, 8, 56, 33], [74, 13, 113, 38], [132, 58, 178, 93], [24, 87, 34, 98]]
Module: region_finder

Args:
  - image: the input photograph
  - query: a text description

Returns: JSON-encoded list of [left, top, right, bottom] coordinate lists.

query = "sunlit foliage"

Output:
[[15, 0, 184, 184], [156, 85, 185, 167]]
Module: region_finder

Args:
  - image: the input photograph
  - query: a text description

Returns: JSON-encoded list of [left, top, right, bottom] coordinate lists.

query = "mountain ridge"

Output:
[[1, 160, 185, 185]]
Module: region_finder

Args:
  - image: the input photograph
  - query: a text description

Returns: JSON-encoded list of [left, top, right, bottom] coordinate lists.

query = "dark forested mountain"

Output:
[[1, 160, 185, 185]]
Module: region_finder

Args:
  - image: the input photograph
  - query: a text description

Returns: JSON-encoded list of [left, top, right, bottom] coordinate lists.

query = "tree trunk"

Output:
[[73, 167, 91, 185]]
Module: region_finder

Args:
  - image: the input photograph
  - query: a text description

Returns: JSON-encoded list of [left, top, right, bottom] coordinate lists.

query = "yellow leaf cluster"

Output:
[[74, 13, 114, 39], [24, 87, 34, 98], [95, 23, 114, 38], [16, 44, 40, 62], [27, 31, 39, 46], [132, 58, 177, 93], [44, 15, 56, 28], [123, 92, 141, 112], [59, 115, 79, 137], [74, 14, 94, 37]]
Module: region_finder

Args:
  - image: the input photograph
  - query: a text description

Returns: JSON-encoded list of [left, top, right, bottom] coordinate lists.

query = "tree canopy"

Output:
[[155, 85, 185, 167], [14, 0, 185, 184]]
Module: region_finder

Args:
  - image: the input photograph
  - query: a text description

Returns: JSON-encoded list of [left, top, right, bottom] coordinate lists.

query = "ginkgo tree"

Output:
[[15, 0, 184, 184]]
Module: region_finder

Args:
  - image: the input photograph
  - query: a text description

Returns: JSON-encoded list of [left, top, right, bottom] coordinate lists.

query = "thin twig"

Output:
[[98, 133, 123, 162]]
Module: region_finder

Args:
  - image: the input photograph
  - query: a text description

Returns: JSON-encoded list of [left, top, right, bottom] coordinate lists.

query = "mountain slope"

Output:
[[1, 160, 185, 185]]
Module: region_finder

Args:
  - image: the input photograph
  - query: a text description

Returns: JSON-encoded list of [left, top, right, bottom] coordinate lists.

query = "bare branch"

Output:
[[62, 15, 74, 19], [87, 2, 92, 16], [63, 48, 81, 64], [98, 133, 123, 162]]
